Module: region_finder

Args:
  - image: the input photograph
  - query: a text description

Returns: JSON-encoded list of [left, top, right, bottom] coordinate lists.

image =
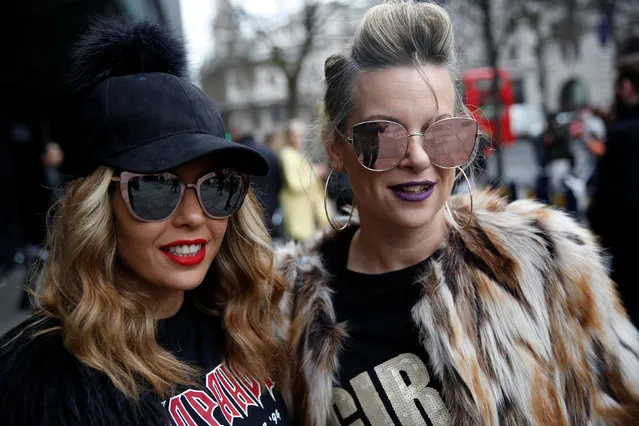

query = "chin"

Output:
[[393, 214, 435, 229], [390, 205, 444, 230], [158, 270, 208, 292]]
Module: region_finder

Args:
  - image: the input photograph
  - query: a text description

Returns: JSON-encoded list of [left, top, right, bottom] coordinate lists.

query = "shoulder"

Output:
[[445, 189, 613, 319], [446, 189, 630, 330], [274, 227, 340, 324], [274, 227, 338, 287], [0, 315, 83, 424], [449, 188, 598, 259], [440, 191, 639, 422], [0, 315, 167, 426], [1, 315, 72, 381]]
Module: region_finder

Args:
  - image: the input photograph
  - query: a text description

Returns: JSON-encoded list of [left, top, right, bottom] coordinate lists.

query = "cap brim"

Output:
[[102, 132, 270, 176]]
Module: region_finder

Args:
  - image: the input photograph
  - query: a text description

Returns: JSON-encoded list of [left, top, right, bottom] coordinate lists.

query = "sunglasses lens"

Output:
[[199, 169, 249, 218], [128, 174, 181, 221], [352, 121, 408, 170], [423, 118, 477, 168]]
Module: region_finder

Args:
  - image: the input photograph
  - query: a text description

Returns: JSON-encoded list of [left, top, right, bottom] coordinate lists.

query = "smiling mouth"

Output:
[[394, 184, 433, 193], [389, 182, 435, 193], [159, 240, 208, 266], [161, 244, 204, 257]]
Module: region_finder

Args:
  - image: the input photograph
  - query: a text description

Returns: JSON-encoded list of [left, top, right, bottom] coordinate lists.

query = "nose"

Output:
[[172, 187, 206, 227], [398, 133, 431, 171]]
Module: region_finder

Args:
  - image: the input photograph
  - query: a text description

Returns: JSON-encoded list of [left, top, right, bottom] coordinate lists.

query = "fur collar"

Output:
[[276, 190, 639, 425]]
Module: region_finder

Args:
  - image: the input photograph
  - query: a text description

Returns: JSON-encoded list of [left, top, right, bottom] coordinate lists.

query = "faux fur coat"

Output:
[[275, 190, 639, 426]]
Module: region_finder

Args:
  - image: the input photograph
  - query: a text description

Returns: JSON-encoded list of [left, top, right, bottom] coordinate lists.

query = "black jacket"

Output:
[[595, 105, 639, 209], [590, 104, 639, 234], [588, 104, 639, 327], [237, 136, 282, 227], [0, 317, 168, 426]]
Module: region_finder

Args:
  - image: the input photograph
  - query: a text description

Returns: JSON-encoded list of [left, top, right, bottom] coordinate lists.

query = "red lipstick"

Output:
[[160, 239, 207, 266]]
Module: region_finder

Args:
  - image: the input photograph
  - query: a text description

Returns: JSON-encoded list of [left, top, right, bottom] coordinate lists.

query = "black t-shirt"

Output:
[[321, 227, 452, 426], [157, 299, 290, 426]]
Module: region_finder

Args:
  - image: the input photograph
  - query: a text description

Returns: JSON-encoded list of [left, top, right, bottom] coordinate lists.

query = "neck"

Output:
[[152, 289, 185, 319], [121, 266, 186, 319], [348, 209, 447, 274]]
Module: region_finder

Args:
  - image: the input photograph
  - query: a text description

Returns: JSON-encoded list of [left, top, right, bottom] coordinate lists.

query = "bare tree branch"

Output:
[[222, 0, 355, 119]]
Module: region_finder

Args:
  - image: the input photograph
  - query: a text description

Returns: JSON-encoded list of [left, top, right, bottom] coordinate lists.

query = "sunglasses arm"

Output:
[[335, 128, 354, 144]]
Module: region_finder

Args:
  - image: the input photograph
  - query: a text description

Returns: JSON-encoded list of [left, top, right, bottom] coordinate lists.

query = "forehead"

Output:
[[352, 65, 455, 123]]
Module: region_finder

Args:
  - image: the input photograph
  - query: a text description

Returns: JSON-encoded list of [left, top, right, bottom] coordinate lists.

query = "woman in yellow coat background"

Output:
[[279, 120, 329, 240]]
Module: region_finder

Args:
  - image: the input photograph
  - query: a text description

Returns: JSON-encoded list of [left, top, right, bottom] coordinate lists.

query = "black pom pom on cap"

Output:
[[70, 18, 188, 93]]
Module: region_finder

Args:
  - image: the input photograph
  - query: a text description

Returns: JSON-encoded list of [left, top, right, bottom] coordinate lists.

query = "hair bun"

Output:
[[324, 54, 348, 80], [70, 18, 188, 92]]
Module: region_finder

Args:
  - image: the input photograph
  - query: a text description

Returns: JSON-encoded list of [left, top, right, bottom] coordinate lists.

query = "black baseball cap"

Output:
[[80, 72, 269, 176], [72, 19, 268, 177]]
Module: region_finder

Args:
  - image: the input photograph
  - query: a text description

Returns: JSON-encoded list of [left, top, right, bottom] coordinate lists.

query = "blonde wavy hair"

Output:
[[31, 166, 286, 400]]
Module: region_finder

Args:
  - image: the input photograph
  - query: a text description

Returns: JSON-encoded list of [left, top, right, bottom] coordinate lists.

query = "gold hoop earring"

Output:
[[324, 169, 354, 231], [445, 166, 473, 229]]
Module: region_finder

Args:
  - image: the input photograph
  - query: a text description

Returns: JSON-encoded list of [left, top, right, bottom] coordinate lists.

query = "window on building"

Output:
[[251, 108, 261, 129], [509, 45, 518, 60], [513, 78, 525, 104], [272, 104, 283, 124]]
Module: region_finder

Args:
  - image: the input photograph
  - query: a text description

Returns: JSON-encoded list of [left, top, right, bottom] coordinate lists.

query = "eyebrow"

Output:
[[360, 113, 452, 130]]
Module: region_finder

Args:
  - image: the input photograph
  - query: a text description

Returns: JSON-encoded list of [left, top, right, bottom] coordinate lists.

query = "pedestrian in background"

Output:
[[589, 64, 639, 327], [264, 131, 284, 152], [18, 140, 67, 311], [278, 119, 328, 240], [41, 141, 66, 203], [544, 113, 574, 205], [0, 20, 290, 425], [276, 1, 639, 424], [230, 122, 283, 234]]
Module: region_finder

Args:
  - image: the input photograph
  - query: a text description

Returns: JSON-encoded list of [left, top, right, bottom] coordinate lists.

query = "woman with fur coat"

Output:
[[276, 2, 639, 425]]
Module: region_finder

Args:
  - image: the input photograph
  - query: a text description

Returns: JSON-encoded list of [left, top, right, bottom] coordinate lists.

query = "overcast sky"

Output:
[[180, 0, 300, 78]]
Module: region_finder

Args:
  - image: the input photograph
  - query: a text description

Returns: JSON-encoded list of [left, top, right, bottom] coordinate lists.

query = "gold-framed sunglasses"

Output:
[[337, 117, 478, 171]]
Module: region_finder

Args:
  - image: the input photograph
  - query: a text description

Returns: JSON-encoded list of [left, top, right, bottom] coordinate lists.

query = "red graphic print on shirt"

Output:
[[164, 363, 282, 426]]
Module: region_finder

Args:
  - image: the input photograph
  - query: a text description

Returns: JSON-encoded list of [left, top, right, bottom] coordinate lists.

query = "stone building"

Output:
[[201, 0, 628, 140]]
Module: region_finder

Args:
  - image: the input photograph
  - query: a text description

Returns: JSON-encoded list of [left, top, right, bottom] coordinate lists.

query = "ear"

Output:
[[326, 137, 345, 171]]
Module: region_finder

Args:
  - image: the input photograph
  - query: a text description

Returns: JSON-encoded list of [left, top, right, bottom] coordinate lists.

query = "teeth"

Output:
[[165, 244, 203, 256], [398, 185, 431, 193]]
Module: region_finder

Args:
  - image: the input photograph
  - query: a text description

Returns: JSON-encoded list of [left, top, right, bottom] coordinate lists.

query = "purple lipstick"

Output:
[[389, 180, 435, 202]]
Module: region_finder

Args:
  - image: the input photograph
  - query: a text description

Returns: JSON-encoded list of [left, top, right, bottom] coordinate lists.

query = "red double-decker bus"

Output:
[[462, 67, 516, 149]]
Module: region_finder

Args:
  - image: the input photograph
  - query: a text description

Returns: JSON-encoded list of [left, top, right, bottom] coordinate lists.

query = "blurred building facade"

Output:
[[499, 17, 615, 112], [201, 0, 376, 141], [451, 0, 622, 136], [202, 0, 629, 141]]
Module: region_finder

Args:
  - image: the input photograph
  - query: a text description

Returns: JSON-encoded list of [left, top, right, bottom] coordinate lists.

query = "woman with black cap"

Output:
[[0, 20, 291, 426]]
